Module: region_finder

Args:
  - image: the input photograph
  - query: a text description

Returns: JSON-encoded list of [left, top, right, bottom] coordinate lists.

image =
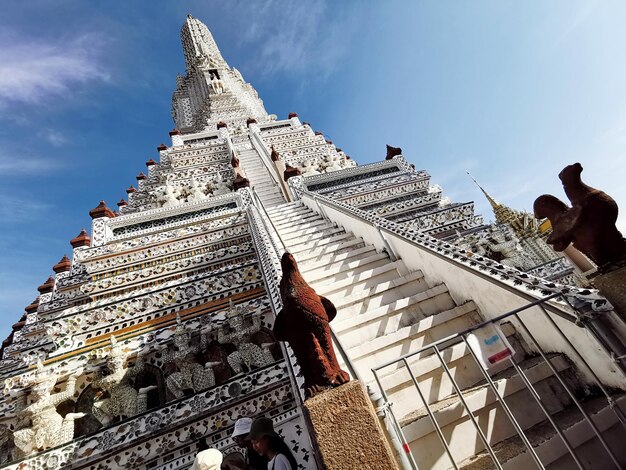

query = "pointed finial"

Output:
[[466, 171, 500, 211]]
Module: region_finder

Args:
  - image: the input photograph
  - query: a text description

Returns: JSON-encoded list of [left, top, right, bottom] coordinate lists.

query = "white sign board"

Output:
[[467, 323, 514, 369]]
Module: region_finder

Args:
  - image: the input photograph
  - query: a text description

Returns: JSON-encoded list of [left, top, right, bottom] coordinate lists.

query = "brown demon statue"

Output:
[[534, 162, 626, 272], [273, 252, 350, 398]]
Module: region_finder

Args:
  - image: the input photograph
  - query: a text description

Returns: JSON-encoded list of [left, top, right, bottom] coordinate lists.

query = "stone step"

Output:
[[336, 289, 473, 348], [348, 300, 464, 363], [284, 226, 345, 247], [281, 220, 337, 239], [289, 232, 355, 256], [301, 252, 390, 280], [276, 218, 330, 235], [347, 296, 468, 376], [254, 182, 280, 194], [298, 244, 375, 271], [459, 394, 626, 469], [300, 246, 382, 276], [330, 270, 428, 316], [333, 284, 466, 338], [372, 323, 522, 416], [313, 259, 404, 298], [293, 237, 366, 263], [402, 355, 573, 470], [275, 212, 320, 228], [261, 195, 286, 206], [274, 213, 322, 229], [267, 204, 307, 218]]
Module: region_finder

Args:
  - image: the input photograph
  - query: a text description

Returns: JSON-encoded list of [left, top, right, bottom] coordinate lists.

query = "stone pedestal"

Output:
[[303, 381, 399, 470], [593, 266, 626, 320]]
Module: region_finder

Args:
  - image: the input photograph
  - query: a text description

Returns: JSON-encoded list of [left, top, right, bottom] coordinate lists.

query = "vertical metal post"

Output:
[[515, 311, 623, 467], [433, 346, 503, 469], [461, 335, 545, 469], [506, 357, 585, 470], [372, 368, 420, 470], [403, 357, 458, 469]]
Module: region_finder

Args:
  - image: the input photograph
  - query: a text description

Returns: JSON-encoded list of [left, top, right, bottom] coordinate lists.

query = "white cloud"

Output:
[[0, 149, 61, 175], [0, 31, 110, 107], [226, 0, 355, 77], [0, 194, 50, 223], [38, 128, 68, 147]]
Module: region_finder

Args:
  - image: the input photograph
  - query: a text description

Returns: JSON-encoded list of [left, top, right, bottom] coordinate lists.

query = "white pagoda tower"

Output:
[[1, 15, 626, 470]]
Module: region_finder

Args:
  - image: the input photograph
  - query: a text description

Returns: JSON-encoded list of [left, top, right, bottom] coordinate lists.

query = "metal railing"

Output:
[[371, 293, 626, 470]]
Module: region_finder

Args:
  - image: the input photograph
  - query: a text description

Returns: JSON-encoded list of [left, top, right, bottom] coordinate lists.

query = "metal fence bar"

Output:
[[538, 302, 626, 427], [461, 335, 545, 469], [433, 345, 503, 470], [372, 368, 420, 470], [506, 357, 585, 470], [402, 357, 458, 469], [513, 311, 623, 468], [372, 294, 563, 374]]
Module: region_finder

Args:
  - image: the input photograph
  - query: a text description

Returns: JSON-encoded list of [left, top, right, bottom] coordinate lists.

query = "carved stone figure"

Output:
[[479, 229, 533, 270], [386, 144, 402, 160], [213, 173, 231, 196], [300, 159, 320, 177], [12, 362, 85, 458], [274, 253, 350, 398], [324, 154, 343, 172], [161, 316, 220, 399], [210, 76, 224, 94], [218, 299, 273, 375], [91, 337, 157, 426], [157, 184, 180, 208], [188, 178, 207, 202], [534, 163, 626, 271]]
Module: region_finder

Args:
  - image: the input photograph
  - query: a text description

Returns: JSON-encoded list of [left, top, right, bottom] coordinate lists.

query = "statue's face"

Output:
[[174, 334, 189, 349], [107, 356, 125, 371]]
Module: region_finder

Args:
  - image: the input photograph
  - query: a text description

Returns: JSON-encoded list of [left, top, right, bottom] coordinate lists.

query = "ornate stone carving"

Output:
[[475, 227, 534, 270], [12, 361, 85, 458], [218, 299, 273, 375], [157, 183, 181, 208], [91, 337, 157, 426], [534, 163, 626, 271], [213, 172, 232, 195], [161, 315, 220, 399], [274, 253, 350, 398]]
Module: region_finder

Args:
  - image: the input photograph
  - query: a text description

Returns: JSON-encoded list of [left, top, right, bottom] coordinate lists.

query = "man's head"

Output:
[[231, 417, 253, 449]]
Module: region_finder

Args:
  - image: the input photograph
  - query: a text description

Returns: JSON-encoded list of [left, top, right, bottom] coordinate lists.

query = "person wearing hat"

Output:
[[232, 417, 268, 470], [190, 448, 223, 470], [248, 417, 297, 470]]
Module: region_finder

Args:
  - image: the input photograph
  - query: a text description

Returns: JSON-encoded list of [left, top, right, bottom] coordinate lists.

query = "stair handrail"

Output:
[[249, 130, 282, 185]]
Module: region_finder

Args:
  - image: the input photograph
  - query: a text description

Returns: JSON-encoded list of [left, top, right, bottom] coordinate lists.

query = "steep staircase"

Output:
[[238, 141, 286, 208], [264, 201, 626, 470]]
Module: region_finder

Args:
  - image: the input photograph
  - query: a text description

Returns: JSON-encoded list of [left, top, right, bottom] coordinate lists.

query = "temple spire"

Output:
[[181, 14, 226, 71], [467, 172, 541, 237], [467, 172, 500, 212]]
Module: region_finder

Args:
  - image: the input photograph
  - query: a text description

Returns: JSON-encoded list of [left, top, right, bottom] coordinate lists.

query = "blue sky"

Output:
[[1, 1, 626, 340]]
